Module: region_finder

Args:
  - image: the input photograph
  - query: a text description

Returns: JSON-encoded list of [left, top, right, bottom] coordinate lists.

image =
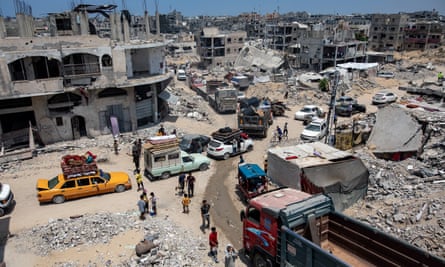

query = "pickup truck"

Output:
[[240, 188, 445, 267], [143, 135, 211, 179]]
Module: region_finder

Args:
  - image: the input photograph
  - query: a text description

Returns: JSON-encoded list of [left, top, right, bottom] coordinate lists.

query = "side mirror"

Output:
[[240, 210, 246, 222]]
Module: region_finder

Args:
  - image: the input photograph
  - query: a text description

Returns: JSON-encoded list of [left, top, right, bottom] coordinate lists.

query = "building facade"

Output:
[[0, 7, 171, 149]]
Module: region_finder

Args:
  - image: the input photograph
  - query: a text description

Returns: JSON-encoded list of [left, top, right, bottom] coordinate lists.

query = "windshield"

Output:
[[48, 176, 59, 189], [301, 107, 313, 113], [179, 138, 191, 149], [306, 124, 321, 131], [99, 170, 111, 181]]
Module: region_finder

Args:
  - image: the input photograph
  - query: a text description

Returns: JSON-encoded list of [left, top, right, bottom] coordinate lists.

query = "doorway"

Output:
[[71, 116, 87, 139]]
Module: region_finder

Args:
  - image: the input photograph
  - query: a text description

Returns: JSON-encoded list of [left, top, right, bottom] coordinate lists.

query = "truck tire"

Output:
[[223, 153, 230, 160], [253, 252, 268, 267], [53, 195, 65, 204], [161, 172, 171, 179], [199, 163, 209, 171], [115, 184, 126, 193]]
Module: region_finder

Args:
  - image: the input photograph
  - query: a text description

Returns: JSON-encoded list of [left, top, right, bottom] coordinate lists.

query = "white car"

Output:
[[294, 105, 324, 121], [177, 69, 187, 81], [372, 91, 398, 105], [207, 137, 254, 160], [300, 118, 328, 141]]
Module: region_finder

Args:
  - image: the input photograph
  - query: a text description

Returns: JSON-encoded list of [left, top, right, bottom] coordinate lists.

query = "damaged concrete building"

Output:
[[0, 4, 172, 150]]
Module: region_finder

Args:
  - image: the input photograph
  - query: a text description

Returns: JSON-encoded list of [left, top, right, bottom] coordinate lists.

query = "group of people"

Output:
[[136, 186, 157, 220], [274, 122, 288, 142]]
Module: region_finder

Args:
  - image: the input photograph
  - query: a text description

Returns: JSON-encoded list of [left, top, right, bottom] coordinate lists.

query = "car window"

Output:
[[61, 180, 76, 189], [77, 178, 90, 186], [182, 156, 193, 163], [91, 177, 105, 184], [99, 170, 111, 181], [48, 176, 59, 189], [306, 124, 321, 131], [209, 140, 221, 147]]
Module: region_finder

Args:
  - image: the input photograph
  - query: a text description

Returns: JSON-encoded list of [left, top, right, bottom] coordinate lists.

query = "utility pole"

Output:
[[324, 70, 339, 145]]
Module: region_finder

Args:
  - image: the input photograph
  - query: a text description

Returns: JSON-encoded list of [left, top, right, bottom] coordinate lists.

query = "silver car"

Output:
[[372, 91, 398, 105]]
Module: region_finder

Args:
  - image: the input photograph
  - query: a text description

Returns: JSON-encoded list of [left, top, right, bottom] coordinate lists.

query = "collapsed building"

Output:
[[0, 4, 172, 153]]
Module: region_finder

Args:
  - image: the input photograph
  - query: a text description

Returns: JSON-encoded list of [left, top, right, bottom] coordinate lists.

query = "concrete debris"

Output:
[[11, 211, 214, 266], [348, 149, 445, 258]]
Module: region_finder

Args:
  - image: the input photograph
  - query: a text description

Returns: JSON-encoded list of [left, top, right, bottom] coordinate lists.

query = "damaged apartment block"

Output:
[[0, 3, 172, 155]]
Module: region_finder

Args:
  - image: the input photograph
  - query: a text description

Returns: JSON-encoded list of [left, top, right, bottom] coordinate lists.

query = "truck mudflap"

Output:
[[280, 225, 349, 267]]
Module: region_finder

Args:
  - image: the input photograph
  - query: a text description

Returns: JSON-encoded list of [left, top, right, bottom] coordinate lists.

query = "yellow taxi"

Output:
[[36, 169, 132, 204]]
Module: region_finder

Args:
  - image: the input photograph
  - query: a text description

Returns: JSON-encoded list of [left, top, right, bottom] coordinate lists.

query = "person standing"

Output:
[[141, 190, 149, 214], [150, 192, 157, 216], [186, 172, 196, 197], [137, 195, 146, 220], [224, 244, 238, 267], [209, 227, 219, 263], [132, 142, 139, 171], [135, 170, 144, 191], [182, 193, 191, 213], [283, 122, 288, 138], [276, 125, 283, 142], [177, 173, 186, 195], [201, 200, 211, 229], [113, 139, 119, 155]]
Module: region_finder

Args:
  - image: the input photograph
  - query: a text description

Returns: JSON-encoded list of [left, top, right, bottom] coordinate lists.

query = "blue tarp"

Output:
[[239, 163, 266, 179]]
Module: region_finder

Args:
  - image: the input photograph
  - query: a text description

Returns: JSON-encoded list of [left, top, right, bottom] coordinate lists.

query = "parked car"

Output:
[[177, 69, 187, 81], [36, 170, 132, 204], [207, 136, 254, 160], [300, 118, 328, 141], [294, 105, 324, 121], [335, 103, 367, 117], [179, 134, 211, 153], [0, 183, 15, 216], [336, 96, 357, 106], [372, 91, 398, 105]]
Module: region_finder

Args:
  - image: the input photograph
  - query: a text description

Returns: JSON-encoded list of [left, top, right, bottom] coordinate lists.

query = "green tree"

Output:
[[319, 78, 329, 92]]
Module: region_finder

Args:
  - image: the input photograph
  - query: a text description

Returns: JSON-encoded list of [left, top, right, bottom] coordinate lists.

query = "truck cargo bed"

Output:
[[283, 211, 445, 267]]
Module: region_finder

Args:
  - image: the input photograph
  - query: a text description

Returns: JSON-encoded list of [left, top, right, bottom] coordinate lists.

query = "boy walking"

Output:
[[209, 227, 219, 263], [182, 193, 191, 213], [186, 172, 196, 197]]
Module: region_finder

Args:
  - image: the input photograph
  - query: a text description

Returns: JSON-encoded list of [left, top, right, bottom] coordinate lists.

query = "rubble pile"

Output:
[[348, 150, 445, 257], [166, 86, 211, 122], [12, 211, 212, 266]]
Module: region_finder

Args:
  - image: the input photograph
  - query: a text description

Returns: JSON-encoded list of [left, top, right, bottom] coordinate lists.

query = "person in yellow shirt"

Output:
[[135, 170, 144, 191], [182, 193, 191, 213]]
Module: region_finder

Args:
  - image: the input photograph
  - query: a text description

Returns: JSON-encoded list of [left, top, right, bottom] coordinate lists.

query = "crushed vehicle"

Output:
[[240, 187, 445, 267], [237, 163, 268, 201], [36, 152, 132, 204], [207, 127, 253, 160], [143, 135, 210, 180]]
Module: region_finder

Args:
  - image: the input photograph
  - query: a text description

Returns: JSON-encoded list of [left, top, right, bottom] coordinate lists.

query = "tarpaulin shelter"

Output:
[[267, 142, 369, 211]]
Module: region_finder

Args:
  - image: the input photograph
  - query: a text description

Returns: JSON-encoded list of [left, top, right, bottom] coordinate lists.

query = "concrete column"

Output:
[[17, 13, 33, 37], [144, 11, 151, 40], [110, 12, 123, 42], [79, 11, 89, 35], [122, 14, 130, 42], [0, 16, 6, 38], [152, 84, 159, 123], [109, 13, 118, 41]]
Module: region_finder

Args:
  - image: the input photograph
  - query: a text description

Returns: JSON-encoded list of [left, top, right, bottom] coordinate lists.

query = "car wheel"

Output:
[[253, 252, 268, 267], [0, 208, 4, 217], [246, 145, 253, 152], [223, 153, 230, 160], [115, 184, 126, 193], [53, 195, 65, 204], [199, 163, 209, 171], [161, 172, 170, 179]]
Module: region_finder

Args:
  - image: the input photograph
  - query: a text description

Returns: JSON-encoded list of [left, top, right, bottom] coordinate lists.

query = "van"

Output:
[[177, 69, 187, 81]]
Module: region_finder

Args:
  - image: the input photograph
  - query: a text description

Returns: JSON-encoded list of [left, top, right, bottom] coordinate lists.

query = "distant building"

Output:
[[196, 27, 247, 68], [0, 5, 172, 149]]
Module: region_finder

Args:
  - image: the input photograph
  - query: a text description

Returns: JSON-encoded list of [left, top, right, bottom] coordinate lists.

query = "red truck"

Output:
[[240, 188, 445, 267]]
